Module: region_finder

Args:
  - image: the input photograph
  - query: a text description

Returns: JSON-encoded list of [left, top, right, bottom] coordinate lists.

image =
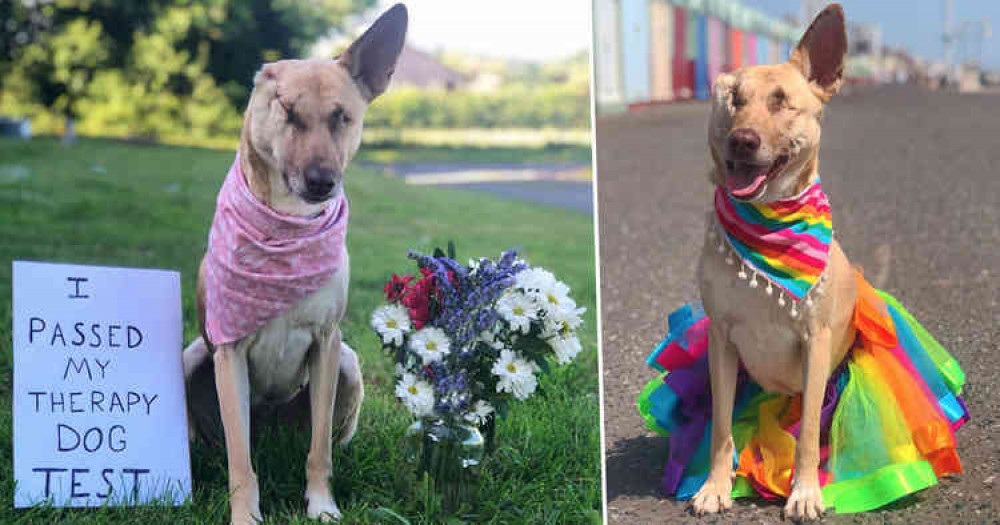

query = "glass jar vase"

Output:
[[404, 418, 485, 511]]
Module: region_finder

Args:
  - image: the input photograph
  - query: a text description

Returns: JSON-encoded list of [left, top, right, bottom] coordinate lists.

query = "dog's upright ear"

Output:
[[338, 3, 408, 101], [789, 4, 847, 101]]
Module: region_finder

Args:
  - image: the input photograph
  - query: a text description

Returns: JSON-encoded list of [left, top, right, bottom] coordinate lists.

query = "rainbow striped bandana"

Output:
[[713, 179, 832, 305]]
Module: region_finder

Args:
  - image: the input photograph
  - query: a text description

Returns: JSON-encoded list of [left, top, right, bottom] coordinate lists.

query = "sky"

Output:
[[365, 1, 998, 69], [376, 0, 591, 62], [742, 0, 999, 70]]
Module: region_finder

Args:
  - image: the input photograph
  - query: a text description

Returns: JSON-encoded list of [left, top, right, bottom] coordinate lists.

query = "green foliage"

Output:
[[370, 51, 592, 130], [366, 85, 590, 129], [12, 17, 109, 117], [0, 137, 600, 523], [0, 0, 590, 143], [0, 0, 374, 139], [439, 50, 591, 94]]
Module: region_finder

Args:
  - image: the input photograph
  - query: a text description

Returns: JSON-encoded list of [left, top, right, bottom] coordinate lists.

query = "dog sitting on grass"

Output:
[[181, 5, 407, 524]]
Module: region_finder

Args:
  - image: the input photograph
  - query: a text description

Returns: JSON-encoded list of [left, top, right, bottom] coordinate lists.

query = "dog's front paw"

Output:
[[229, 482, 262, 525], [229, 503, 262, 525], [306, 490, 342, 522], [784, 476, 825, 521], [691, 477, 733, 515]]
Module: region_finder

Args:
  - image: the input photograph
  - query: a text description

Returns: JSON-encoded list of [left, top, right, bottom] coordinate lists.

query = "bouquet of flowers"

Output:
[[370, 245, 586, 432]]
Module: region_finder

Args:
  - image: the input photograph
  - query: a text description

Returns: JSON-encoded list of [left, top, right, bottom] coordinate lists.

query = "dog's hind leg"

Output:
[[183, 336, 210, 380], [692, 320, 739, 515], [269, 342, 363, 445], [333, 343, 364, 446], [183, 337, 226, 445]]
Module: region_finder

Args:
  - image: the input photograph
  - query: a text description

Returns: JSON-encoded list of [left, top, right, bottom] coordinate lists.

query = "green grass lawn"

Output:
[[0, 138, 600, 524]]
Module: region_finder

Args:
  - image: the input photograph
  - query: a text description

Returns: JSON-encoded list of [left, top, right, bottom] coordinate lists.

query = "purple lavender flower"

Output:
[[397, 248, 530, 422], [408, 249, 526, 350]]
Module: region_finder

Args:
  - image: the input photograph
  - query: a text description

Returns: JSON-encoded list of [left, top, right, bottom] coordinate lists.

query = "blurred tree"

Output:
[[15, 17, 109, 139], [1, 0, 375, 139], [0, 0, 50, 85], [200, 0, 377, 106]]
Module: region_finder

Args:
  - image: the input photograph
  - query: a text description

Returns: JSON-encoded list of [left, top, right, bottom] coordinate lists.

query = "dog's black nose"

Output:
[[304, 165, 336, 196], [728, 128, 761, 157]]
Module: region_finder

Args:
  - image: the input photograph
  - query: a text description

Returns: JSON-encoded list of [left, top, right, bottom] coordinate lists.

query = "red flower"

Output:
[[383, 273, 412, 303], [402, 271, 436, 329]]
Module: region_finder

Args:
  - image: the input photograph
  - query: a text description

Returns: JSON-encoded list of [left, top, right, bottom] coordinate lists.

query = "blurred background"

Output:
[[0, 0, 595, 212], [595, 0, 996, 114], [0, 0, 592, 145]]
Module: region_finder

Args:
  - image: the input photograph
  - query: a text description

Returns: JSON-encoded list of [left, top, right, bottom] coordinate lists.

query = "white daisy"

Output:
[[492, 349, 540, 401], [496, 291, 539, 334], [538, 279, 573, 315], [371, 304, 411, 347], [408, 327, 451, 365], [464, 400, 495, 426], [395, 373, 435, 417], [514, 267, 558, 293], [541, 299, 586, 337], [548, 333, 583, 364]]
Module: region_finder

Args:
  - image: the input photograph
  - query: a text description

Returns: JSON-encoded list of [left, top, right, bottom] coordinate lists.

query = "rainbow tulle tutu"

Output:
[[636, 271, 967, 513]]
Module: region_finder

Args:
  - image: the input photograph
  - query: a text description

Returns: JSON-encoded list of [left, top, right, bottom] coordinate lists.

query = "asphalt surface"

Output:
[[364, 162, 594, 213], [597, 86, 999, 524]]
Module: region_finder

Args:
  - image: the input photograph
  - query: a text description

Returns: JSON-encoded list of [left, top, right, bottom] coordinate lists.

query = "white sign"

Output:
[[12, 261, 191, 507]]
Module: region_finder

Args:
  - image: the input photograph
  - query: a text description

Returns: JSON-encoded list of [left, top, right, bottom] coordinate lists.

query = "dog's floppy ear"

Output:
[[338, 3, 408, 101], [789, 4, 847, 101]]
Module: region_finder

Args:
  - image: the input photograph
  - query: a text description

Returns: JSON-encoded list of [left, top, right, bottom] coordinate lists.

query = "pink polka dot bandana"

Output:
[[203, 155, 349, 345]]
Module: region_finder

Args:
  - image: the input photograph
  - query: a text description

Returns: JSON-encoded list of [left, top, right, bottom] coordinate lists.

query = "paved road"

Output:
[[363, 162, 594, 213], [597, 86, 999, 524]]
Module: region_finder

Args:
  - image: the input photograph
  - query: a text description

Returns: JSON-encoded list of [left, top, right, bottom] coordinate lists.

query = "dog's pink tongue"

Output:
[[727, 173, 767, 198]]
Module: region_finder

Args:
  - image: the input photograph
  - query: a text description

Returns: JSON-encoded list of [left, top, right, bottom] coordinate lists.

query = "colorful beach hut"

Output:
[[672, 5, 692, 98], [688, 0, 710, 99], [649, 0, 674, 101], [593, 0, 625, 111], [621, 0, 652, 104], [707, 14, 725, 86]]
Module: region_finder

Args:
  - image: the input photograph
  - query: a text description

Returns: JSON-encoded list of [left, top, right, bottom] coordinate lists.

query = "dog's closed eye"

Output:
[[284, 103, 306, 130], [768, 88, 788, 112], [731, 88, 747, 109], [329, 106, 352, 133]]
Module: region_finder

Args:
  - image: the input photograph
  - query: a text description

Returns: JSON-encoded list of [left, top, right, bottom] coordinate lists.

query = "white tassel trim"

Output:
[[716, 221, 825, 319]]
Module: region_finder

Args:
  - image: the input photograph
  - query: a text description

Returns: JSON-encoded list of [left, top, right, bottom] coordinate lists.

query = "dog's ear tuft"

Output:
[[338, 3, 408, 101], [789, 4, 847, 101]]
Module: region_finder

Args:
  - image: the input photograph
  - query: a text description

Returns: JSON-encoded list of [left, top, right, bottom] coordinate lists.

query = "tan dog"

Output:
[[180, 5, 407, 524], [692, 5, 853, 520]]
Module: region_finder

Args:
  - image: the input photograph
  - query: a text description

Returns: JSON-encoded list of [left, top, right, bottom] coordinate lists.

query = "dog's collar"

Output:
[[711, 179, 833, 319]]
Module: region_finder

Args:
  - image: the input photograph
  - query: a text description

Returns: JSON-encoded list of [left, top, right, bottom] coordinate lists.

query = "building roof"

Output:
[[392, 45, 468, 89]]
